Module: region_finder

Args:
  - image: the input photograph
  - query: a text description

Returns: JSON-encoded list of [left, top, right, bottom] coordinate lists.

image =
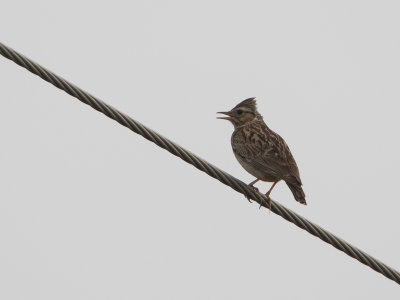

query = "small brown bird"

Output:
[[217, 97, 306, 206]]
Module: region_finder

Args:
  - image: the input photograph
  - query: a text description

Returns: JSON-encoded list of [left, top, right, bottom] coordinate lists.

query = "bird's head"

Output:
[[217, 97, 260, 128]]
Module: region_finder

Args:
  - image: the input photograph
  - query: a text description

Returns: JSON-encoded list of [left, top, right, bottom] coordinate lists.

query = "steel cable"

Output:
[[1, 42, 399, 285]]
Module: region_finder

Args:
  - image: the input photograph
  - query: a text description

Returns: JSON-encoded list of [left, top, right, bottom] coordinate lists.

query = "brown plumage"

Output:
[[217, 97, 306, 206]]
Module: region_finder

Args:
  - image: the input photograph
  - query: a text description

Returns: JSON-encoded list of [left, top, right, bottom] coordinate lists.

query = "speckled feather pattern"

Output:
[[219, 97, 306, 204], [231, 117, 301, 185]]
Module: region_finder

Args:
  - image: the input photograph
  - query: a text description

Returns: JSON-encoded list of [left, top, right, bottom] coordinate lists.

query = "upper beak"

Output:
[[217, 111, 232, 120]]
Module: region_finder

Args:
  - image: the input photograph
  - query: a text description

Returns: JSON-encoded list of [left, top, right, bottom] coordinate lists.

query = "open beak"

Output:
[[217, 111, 232, 120]]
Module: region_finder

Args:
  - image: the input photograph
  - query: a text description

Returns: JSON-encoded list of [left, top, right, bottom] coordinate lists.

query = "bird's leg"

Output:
[[249, 178, 260, 188], [264, 181, 279, 210], [245, 179, 260, 203]]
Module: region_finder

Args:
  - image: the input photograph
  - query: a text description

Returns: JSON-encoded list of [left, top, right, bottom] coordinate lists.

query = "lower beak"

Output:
[[217, 111, 232, 120]]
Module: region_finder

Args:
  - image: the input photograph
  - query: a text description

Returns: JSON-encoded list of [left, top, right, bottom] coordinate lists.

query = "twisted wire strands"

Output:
[[1, 42, 399, 285]]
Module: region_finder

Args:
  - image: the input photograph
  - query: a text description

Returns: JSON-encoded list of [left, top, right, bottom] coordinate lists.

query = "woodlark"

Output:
[[217, 97, 306, 206]]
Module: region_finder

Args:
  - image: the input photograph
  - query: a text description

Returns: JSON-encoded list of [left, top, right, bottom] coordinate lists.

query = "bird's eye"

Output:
[[237, 109, 243, 115]]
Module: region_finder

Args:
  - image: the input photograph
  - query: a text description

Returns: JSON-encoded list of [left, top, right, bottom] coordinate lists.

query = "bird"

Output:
[[217, 97, 306, 207]]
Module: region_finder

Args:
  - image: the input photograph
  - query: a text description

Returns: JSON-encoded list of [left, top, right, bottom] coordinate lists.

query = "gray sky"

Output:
[[1, 1, 400, 299]]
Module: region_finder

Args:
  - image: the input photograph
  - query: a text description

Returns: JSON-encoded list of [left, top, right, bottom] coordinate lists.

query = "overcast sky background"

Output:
[[1, 1, 400, 299]]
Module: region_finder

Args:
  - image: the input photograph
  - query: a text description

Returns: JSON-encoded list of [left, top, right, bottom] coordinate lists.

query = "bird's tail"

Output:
[[286, 181, 307, 205]]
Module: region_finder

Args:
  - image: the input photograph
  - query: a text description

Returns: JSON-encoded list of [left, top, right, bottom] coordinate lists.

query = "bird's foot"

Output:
[[245, 196, 252, 203], [245, 185, 260, 203], [262, 194, 272, 210], [258, 197, 270, 210]]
